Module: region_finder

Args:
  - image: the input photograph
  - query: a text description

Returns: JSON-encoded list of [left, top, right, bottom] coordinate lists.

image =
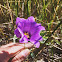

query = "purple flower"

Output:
[[14, 16, 45, 48]]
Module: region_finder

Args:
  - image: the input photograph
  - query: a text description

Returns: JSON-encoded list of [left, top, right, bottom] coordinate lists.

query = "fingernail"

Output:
[[21, 49, 30, 57]]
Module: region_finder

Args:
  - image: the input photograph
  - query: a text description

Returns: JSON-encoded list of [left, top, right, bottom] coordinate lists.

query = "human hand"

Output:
[[0, 42, 34, 62]]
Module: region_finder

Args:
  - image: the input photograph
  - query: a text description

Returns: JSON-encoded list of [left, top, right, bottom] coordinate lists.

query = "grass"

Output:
[[0, 0, 62, 62]]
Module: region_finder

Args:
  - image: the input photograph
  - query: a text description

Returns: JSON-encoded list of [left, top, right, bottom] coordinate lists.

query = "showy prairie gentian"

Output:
[[14, 16, 45, 48]]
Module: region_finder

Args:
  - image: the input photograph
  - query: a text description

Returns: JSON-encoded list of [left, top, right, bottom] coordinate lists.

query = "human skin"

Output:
[[0, 42, 34, 62]]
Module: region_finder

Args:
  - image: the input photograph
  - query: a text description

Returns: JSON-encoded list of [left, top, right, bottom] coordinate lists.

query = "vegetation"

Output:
[[0, 0, 62, 62]]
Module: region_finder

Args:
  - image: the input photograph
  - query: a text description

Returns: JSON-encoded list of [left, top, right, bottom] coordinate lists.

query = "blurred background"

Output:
[[0, 0, 62, 62]]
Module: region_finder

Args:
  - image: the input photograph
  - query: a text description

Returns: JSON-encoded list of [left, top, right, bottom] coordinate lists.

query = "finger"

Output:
[[0, 44, 25, 62], [12, 58, 24, 62], [1, 42, 34, 56], [7, 42, 34, 54], [11, 49, 30, 62], [7, 42, 34, 61], [1, 43, 16, 48], [0, 42, 34, 62], [24, 42, 35, 49], [1, 42, 34, 49], [0, 42, 34, 57], [0, 43, 24, 51], [7, 45, 24, 55]]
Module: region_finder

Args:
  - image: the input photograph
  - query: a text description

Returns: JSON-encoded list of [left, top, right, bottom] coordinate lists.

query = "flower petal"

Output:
[[17, 27, 24, 37], [29, 23, 45, 41], [14, 27, 24, 38], [30, 40, 40, 48], [18, 22, 24, 31], [23, 19, 31, 32], [40, 26, 45, 31], [29, 22, 37, 35], [23, 16, 35, 32], [35, 42, 40, 48], [30, 30, 43, 41], [16, 17, 26, 25], [30, 23, 45, 34], [14, 28, 21, 38], [19, 36, 28, 43], [17, 19, 32, 32], [28, 16, 35, 22]]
